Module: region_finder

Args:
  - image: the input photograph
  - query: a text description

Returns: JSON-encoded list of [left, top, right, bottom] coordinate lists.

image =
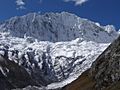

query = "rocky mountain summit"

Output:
[[0, 12, 118, 43], [0, 12, 119, 89]]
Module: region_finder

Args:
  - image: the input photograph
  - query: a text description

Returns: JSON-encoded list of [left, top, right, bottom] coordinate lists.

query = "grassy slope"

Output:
[[105, 82, 120, 90], [63, 69, 120, 90], [63, 69, 95, 90]]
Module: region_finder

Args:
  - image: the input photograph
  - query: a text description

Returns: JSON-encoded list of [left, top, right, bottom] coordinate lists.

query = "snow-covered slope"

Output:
[[0, 12, 119, 89]]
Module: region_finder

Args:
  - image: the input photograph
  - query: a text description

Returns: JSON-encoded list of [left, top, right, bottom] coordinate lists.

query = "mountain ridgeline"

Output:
[[0, 12, 117, 43]]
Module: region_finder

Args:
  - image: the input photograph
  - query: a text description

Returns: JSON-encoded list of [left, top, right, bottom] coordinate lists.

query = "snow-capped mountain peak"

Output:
[[0, 12, 118, 43], [0, 12, 119, 89]]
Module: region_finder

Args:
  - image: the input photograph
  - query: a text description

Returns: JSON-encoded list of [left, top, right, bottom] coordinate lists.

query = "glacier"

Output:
[[0, 12, 119, 89]]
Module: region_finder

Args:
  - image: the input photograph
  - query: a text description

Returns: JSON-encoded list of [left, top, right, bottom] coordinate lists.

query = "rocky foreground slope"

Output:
[[91, 35, 120, 90], [0, 12, 119, 89], [63, 35, 120, 90]]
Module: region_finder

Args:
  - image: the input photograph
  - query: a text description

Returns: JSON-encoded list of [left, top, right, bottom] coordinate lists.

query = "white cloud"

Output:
[[16, 0, 25, 6], [16, 6, 26, 10], [16, 0, 26, 10], [64, 0, 88, 5]]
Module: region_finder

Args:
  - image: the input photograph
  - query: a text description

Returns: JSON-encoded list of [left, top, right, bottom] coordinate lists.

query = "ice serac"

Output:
[[0, 12, 119, 89]]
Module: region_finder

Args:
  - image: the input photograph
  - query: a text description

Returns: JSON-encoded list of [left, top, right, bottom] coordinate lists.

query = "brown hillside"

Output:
[[63, 69, 95, 90]]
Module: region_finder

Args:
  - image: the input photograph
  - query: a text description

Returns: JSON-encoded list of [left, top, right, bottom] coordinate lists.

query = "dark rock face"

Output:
[[0, 55, 41, 90], [90, 36, 120, 90]]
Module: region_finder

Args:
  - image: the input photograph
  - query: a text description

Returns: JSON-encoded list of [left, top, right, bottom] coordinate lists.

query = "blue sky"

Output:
[[0, 0, 120, 30]]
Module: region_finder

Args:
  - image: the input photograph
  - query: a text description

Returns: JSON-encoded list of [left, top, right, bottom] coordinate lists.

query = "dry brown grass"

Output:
[[63, 69, 120, 90], [63, 69, 95, 90], [105, 81, 120, 90]]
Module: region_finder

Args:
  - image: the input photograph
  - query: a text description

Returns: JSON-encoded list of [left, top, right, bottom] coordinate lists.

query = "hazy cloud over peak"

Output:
[[16, 0, 25, 6], [16, 0, 26, 10]]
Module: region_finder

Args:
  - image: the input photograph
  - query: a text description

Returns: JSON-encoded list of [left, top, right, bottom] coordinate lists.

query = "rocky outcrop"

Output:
[[90, 36, 120, 90], [0, 55, 42, 90]]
